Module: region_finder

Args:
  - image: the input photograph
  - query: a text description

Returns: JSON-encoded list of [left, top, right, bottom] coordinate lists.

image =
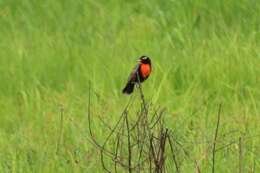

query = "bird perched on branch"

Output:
[[122, 56, 152, 94]]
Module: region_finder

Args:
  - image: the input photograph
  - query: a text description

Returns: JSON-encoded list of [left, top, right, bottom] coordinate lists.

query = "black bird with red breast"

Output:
[[122, 56, 152, 94]]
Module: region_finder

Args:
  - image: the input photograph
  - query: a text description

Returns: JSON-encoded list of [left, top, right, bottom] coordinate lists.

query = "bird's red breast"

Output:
[[140, 63, 151, 78]]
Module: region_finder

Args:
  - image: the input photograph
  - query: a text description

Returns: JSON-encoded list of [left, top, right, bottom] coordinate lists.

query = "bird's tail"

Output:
[[122, 82, 135, 94]]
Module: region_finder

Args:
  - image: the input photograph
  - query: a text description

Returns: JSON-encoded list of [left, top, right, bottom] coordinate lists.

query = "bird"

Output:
[[122, 56, 152, 94]]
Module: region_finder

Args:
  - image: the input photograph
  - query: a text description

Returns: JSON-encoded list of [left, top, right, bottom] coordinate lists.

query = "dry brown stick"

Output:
[[150, 108, 166, 129], [131, 104, 152, 131], [87, 82, 112, 154], [158, 129, 168, 173], [156, 128, 164, 164], [97, 113, 130, 139], [136, 120, 145, 172], [216, 133, 260, 152], [100, 109, 128, 173], [238, 137, 243, 173], [114, 119, 126, 173], [56, 105, 64, 155], [149, 106, 161, 124], [100, 147, 112, 173], [87, 80, 134, 146], [136, 73, 147, 114], [167, 133, 180, 173], [130, 110, 143, 131], [212, 104, 222, 173], [136, 72, 153, 149], [148, 139, 153, 173], [87, 82, 131, 172], [125, 115, 132, 173], [136, 72, 154, 172], [150, 135, 159, 172], [114, 136, 120, 173], [169, 130, 202, 173], [136, 73, 149, 134]]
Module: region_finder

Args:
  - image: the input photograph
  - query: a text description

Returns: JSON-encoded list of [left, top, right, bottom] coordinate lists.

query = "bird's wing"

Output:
[[126, 63, 140, 83]]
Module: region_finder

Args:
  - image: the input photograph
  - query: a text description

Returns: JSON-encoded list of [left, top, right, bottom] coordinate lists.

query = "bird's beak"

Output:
[[137, 59, 141, 62]]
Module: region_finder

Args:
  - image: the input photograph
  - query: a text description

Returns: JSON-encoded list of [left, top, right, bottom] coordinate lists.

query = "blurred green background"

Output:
[[0, 0, 259, 172]]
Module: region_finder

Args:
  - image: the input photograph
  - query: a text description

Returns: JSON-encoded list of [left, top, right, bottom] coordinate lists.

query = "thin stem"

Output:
[[167, 134, 180, 173], [212, 104, 222, 173], [125, 115, 132, 173], [239, 137, 243, 173], [56, 105, 64, 155]]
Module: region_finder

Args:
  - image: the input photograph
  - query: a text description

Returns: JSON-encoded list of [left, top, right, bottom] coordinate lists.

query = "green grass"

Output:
[[0, 0, 259, 172]]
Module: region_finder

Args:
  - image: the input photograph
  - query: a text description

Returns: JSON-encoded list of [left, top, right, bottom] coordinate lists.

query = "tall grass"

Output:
[[0, 0, 259, 172]]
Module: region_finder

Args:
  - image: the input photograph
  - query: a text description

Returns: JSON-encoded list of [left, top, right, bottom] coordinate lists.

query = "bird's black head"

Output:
[[139, 56, 151, 64]]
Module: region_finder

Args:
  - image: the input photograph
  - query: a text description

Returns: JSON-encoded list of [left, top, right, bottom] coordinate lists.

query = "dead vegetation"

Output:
[[87, 80, 258, 173]]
